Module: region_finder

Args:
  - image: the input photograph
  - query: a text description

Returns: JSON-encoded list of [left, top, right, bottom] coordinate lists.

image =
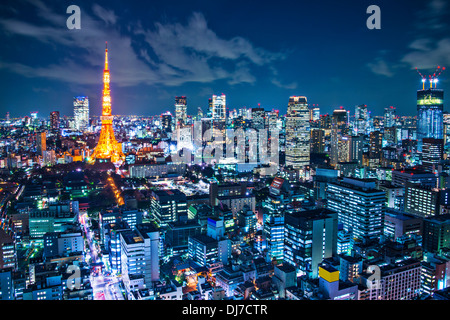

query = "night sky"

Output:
[[1, 0, 450, 119]]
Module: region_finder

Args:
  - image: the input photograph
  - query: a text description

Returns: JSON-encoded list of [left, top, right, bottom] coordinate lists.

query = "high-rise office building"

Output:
[[285, 96, 310, 169], [311, 129, 325, 154], [320, 114, 331, 129], [0, 228, 15, 270], [405, 181, 440, 219], [251, 107, 266, 130], [119, 223, 160, 285], [422, 138, 444, 171], [309, 106, 320, 122], [49, 111, 60, 132], [36, 131, 46, 156], [0, 269, 13, 300], [326, 177, 385, 245], [330, 108, 348, 166], [383, 209, 423, 241], [354, 104, 369, 135], [384, 106, 396, 128], [369, 131, 383, 161], [349, 135, 364, 165], [161, 112, 172, 133], [263, 213, 284, 261], [392, 168, 438, 188], [423, 214, 450, 254], [443, 111, 450, 145], [150, 189, 188, 227], [104, 220, 131, 275], [188, 234, 219, 267], [73, 96, 89, 132], [174, 96, 187, 127], [284, 208, 338, 278], [337, 135, 351, 163], [417, 87, 444, 152], [211, 94, 226, 120]]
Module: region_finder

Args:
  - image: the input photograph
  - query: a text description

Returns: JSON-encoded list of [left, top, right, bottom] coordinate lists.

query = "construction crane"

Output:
[[416, 66, 445, 89]]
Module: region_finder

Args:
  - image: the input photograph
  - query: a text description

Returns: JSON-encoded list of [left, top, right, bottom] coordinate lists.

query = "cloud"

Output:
[[399, 0, 450, 71], [401, 38, 450, 70], [367, 57, 394, 77], [415, 0, 448, 32], [92, 4, 118, 25], [0, 3, 286, 90], [271, 78, 297, 90]]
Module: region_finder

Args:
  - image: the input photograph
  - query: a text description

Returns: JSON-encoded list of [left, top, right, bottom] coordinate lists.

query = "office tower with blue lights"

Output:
[[285, 96, 310, 169], [326, 177, 385, 246], [417, 85, 444, 152], [73, 96, 90, 132], [211, 94, 226, 120], [355, 104, 369, 135], [284, 208, 338, 279], [384, 106, 396, 128]]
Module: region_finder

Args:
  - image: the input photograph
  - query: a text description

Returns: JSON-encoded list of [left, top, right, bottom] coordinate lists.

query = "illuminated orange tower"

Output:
[[89, 42, 125, 165]]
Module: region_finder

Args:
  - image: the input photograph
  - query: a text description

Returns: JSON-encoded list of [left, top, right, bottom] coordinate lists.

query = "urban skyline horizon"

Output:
[[2, 78, 445, 120]]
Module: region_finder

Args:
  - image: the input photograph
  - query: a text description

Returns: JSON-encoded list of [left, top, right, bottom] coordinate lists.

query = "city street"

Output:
[[79, 212, 128, 300]]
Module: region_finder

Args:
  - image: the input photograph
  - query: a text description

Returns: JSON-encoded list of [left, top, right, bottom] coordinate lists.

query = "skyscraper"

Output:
[[417, 87, 444, 152], [369, 131, 383, 161], [89, 43, 125, 165], [251, 107, 265, 130], [355, 104, 368, 135], [285, 96, 310, 169], [422, 138, 444, 170], [311, 129, 325, 154], [349, 135, 364, 165], [73, 96, 89, 132], [174, 96, 187, 127], [330, 108, 348, 166], [211, 94, 226, 120], [49, 111, 60, 133], [36, 131, 46, 156], [384, 106, 396, 128]]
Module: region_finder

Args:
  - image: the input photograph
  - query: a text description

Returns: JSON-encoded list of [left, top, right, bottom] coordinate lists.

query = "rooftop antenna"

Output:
[[416, 66, 445, 89]]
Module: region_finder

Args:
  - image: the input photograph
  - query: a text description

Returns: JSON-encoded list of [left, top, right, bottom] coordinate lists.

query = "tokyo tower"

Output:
[[89, 42, 125, 165]]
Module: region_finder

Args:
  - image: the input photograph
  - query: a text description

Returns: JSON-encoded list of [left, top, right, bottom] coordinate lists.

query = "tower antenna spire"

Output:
[[416, 66, 445, 89], [104, 41, 109, 71]]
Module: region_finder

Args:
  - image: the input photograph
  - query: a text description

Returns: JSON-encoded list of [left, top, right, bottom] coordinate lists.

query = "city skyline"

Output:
[[2, 2, 450, 302], [1, 0, 450, 118]]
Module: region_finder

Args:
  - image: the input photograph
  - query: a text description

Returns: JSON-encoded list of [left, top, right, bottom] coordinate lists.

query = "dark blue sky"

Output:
[[1, 0, 450, 118]]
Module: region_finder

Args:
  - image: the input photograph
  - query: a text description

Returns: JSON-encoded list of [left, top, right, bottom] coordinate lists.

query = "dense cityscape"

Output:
[[0, 37, 449, 304]]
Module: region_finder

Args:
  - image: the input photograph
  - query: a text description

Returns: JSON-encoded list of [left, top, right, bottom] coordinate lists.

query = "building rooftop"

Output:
[[120, 229, 144, 245], [424, 214, 450, 223], [331, 177, 384, 194], [189, 234, 217, 245], [393, 168, 436, 176], [285, 208, 336, 223], [338, 254, 363, 264], [385, 209, 422, 221], [152, 189, 187, 201], [275, 263, 296, 274]]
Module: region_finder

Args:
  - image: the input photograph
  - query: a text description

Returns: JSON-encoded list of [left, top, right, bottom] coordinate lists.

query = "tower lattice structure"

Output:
[[89, 43, 125, 165]]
